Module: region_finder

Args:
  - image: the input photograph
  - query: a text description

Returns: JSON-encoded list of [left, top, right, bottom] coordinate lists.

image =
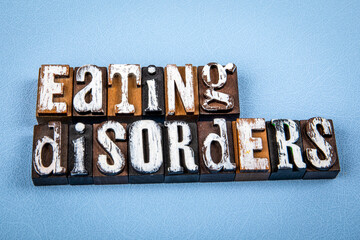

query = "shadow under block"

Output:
[[72, 66, 107, 122], [266, 120, 305, 180], [32, 122, 68, 185], [164, 121, 199, 183], [68, 123, 93, 185], [198, 64, 240, 121], [232, 119, 271, 181], [198, 120, 235, 182], [93, 121, 128, 184], [164, 65, 199, 121], [36, 65, 73, 124], [107, 64, 142, 122], [128, 121, 164, 184], [300, 118, 340, 179], [141, 65, 165, 121]]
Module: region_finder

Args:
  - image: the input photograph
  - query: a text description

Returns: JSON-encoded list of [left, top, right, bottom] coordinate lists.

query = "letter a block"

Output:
[[198, 119, 236, 182], [300, 117, 340, 179], [36, 65, 73, 123], [93, 121, 128, 184], [73, 65, 107, 122], [32, 122, 68, 185]]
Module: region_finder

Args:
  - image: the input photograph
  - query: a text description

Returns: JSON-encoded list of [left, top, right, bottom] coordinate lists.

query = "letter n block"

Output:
[[165, 64, 199, 121], [32, 122, 68, 185], [300, 117, 340, 179], [36, 65, 73, 123], [93, 121, 128, 184]]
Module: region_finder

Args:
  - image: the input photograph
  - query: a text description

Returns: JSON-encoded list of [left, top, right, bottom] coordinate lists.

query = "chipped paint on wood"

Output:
[[202, 118, 235, 172], [201, 63, 236, 111], [71, 136, 88, 176], [271, 119, 306, 170], [108, 64, 141, 114], [145, 79, 161, 112], [38, 65, 69, 113], [73, 65, 104, 113], [96, 121, 126, 175], [129, 120, 163, 173], [34, 122, 66, 176], [165, 121, 198, 173], [236, 118, 269, 171], [305, 117, 336, 169], [166, 64, 195, 115]]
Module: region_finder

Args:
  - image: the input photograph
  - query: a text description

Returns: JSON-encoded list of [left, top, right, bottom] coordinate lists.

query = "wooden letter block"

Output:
[[232, 118, 270, 181], [300, 117, 340, 179], [93, 121, 128, 184], [128, 120, 164, 183], [73, 65, 107, 122], [108, 64, 142, 122], [32, 122, 68, 185], [198, 63, 240, 121], [141, 65, 165, 121], [198, 119, 236, 182], [36, 65, 73, 123], [164, 121, 199, 183], [68, 123, 93, 185], [165, 64, 199, 121], [266, 119, 306, 180]]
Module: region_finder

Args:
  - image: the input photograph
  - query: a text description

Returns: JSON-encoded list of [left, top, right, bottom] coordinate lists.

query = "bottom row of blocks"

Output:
[[32, 117, 340, 186]]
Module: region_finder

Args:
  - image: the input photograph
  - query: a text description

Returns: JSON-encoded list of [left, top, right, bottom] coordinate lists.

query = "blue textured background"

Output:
[[0, 1, 359, 239]]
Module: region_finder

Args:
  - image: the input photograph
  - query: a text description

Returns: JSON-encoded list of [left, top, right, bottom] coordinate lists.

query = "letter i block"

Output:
[[128, 120, 164, 184], [36, 65, 73, 123], [266, 119, 306, 180], [73, 65, 107, 122], [198, 119, 236, 182], [165, 64, 199, 121], [232, 118, 270, 181], [68, 123, 93, 185], [198, 63, 240, 121], [141, 65, 165, 121], [93, 121, 128, 184], [300, 117, 340, 179], [107, 64, 142, 122], [32, 122, 68, 185], [164, 121, 199, 183]]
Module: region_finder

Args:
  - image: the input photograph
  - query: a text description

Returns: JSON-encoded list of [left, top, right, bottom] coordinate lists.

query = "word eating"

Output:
[[32, 63, 340, 185]]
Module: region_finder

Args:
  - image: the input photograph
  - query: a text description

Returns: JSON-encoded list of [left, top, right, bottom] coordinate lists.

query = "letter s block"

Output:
[[32, 122, 68, 185], [300, 117, 340, 179], [93, 121, 128, 184], [36, 65, 73, 123]]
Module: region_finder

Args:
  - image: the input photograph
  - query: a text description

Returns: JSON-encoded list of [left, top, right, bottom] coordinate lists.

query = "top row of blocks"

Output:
[[36, 63, 240, 123]]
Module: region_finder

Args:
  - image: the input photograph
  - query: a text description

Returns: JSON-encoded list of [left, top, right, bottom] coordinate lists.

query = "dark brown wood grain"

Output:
[[198, 120, 235, 182], [92, 121, 128, 184], [300, 119, 340, 179], [198, 65, 239, 121], [32, 122, 68, 185]]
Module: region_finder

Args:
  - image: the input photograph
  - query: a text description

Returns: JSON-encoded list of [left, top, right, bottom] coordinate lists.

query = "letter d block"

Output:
[[198, 119, 236, 182], [32, 122, 68, 186], [93, 121, 128, 184], [300, 117, 340, 179]]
